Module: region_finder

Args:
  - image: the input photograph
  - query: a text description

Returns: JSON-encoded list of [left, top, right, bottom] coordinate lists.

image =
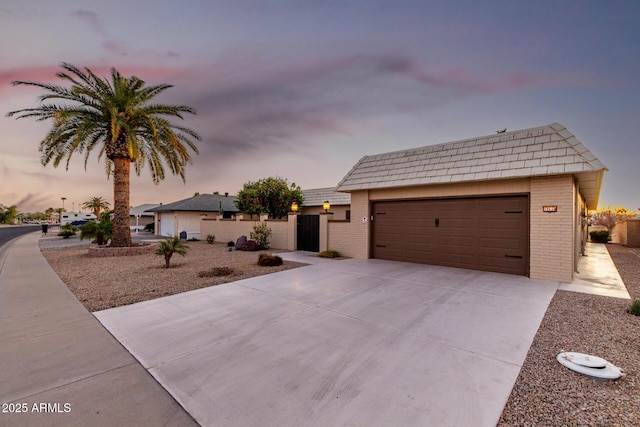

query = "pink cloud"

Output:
[[0, 64, 190, 93]]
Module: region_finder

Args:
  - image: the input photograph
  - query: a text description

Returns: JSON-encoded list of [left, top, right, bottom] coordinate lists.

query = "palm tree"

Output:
[[155, 236, 189, 268], [82, 196, 111, 219], [7, 63, 201, 247], [55, 207, 64, 224], [45, 207, 55, 222], [80, 217, 113, 246]]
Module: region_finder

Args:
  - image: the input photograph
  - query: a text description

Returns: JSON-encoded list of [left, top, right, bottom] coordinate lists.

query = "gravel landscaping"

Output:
[[499, 244, 640, 426], [42, 241, 307, 312]]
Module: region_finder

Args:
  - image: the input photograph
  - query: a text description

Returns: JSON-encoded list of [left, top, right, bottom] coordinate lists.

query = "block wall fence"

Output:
[[200, 213, 358, 255], [199, 174, 584, 282]]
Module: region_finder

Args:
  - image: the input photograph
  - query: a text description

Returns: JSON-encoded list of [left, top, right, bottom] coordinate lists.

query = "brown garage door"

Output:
[[372, 196, 529, 275]]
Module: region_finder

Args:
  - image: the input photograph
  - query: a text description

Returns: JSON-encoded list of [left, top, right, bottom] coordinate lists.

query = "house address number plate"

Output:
[[543, 205, 558, 213]]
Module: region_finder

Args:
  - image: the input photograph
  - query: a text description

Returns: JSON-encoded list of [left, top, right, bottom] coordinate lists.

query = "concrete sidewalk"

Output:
[[558, 242, 630, 299], [0, 232, 197, 426]]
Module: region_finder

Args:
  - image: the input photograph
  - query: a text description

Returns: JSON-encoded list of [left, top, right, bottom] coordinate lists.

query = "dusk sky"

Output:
[[2, 1, 639, 213]]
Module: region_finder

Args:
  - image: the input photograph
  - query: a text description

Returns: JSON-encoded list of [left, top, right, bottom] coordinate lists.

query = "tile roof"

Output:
[[129, 204, 160, 217], [148, 194, 239, 213], [302, 188, 351, 207], [336, 123, 607, 207]]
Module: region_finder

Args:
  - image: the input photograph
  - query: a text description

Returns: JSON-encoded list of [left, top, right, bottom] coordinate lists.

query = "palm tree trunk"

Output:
[[111, 157, 132, 247]]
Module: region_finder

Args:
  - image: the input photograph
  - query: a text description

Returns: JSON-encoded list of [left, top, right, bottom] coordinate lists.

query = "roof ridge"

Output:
[[552, 123, 608, 172], [361, 123, 558, 160]]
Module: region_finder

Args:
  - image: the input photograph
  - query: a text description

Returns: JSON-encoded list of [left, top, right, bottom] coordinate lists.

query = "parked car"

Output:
[[70, 220, 89, 226]]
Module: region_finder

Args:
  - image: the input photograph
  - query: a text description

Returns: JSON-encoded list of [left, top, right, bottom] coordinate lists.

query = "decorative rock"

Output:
[[236, 235, 247, 248], [238, 240, 258, 251]]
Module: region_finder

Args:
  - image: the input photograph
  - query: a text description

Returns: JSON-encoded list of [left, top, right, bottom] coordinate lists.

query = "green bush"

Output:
[[629, 300, 640, 316], [318, 250, 340, 258], [80, 219, 113, 245], [590, 230, 610, 243], [251, 223, 272, 249], [58, 223, 78, 238], [257, 254, 283, 267]]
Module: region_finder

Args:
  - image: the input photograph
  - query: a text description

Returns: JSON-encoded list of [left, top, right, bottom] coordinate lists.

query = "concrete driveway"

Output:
[[96, 254, 557, 427]]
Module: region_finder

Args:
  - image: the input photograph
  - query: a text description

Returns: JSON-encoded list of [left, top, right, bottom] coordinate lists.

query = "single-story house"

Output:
[[301, 188, 351, 220], [148, 193, 238, 239], [334, 123, 607, 283], [129, 204, 159, 231]]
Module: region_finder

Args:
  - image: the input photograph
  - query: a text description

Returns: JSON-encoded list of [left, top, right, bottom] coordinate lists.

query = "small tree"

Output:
[[251, 223, 272, 249], [156, 236, 189, 268], [235, 177, 304, 219], [590, 205, 637, 231]]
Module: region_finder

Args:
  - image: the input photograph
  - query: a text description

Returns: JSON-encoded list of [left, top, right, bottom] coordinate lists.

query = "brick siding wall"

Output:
[[529, 175, 575, 282]]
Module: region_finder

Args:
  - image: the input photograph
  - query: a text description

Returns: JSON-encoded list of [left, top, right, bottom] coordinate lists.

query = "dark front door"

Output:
[[297, 215, 320, 252]]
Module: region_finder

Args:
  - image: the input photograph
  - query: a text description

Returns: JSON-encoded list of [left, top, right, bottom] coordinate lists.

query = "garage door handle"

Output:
[[376, 245, 386, 248], [435, 218, 439, 227], [505, 255, 523, 259]]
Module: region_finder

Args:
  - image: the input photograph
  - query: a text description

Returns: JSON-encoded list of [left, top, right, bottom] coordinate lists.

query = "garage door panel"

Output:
[[478, 255, 526, 275], [479, 237, 522, 251], [442, 236, 475, 247], [372, 196, 529, 276]]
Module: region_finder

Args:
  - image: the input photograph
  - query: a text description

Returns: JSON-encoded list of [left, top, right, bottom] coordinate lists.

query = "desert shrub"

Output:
[[58, 223, 78, 238], [590, 230, 610, 243], [257, 254, 283, 266], [630, 300, 640, 316], [227, 241, 235, 247], [206, 234, 215, 244], [250, 223, 272, 249], [318, 250, 340, 258], [198, 267, 235, 278], [238, 240, 258, 251]]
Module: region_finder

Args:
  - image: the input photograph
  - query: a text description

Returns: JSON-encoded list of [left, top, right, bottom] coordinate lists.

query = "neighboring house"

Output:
[[129, 204, 159, 231], [301, 188, 351, 220], [334, 122, 607, 283], [148, 193, 238, 239]]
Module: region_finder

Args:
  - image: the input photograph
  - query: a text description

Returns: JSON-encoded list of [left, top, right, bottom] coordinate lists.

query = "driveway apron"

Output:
[[96, 255, 558, 427]]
